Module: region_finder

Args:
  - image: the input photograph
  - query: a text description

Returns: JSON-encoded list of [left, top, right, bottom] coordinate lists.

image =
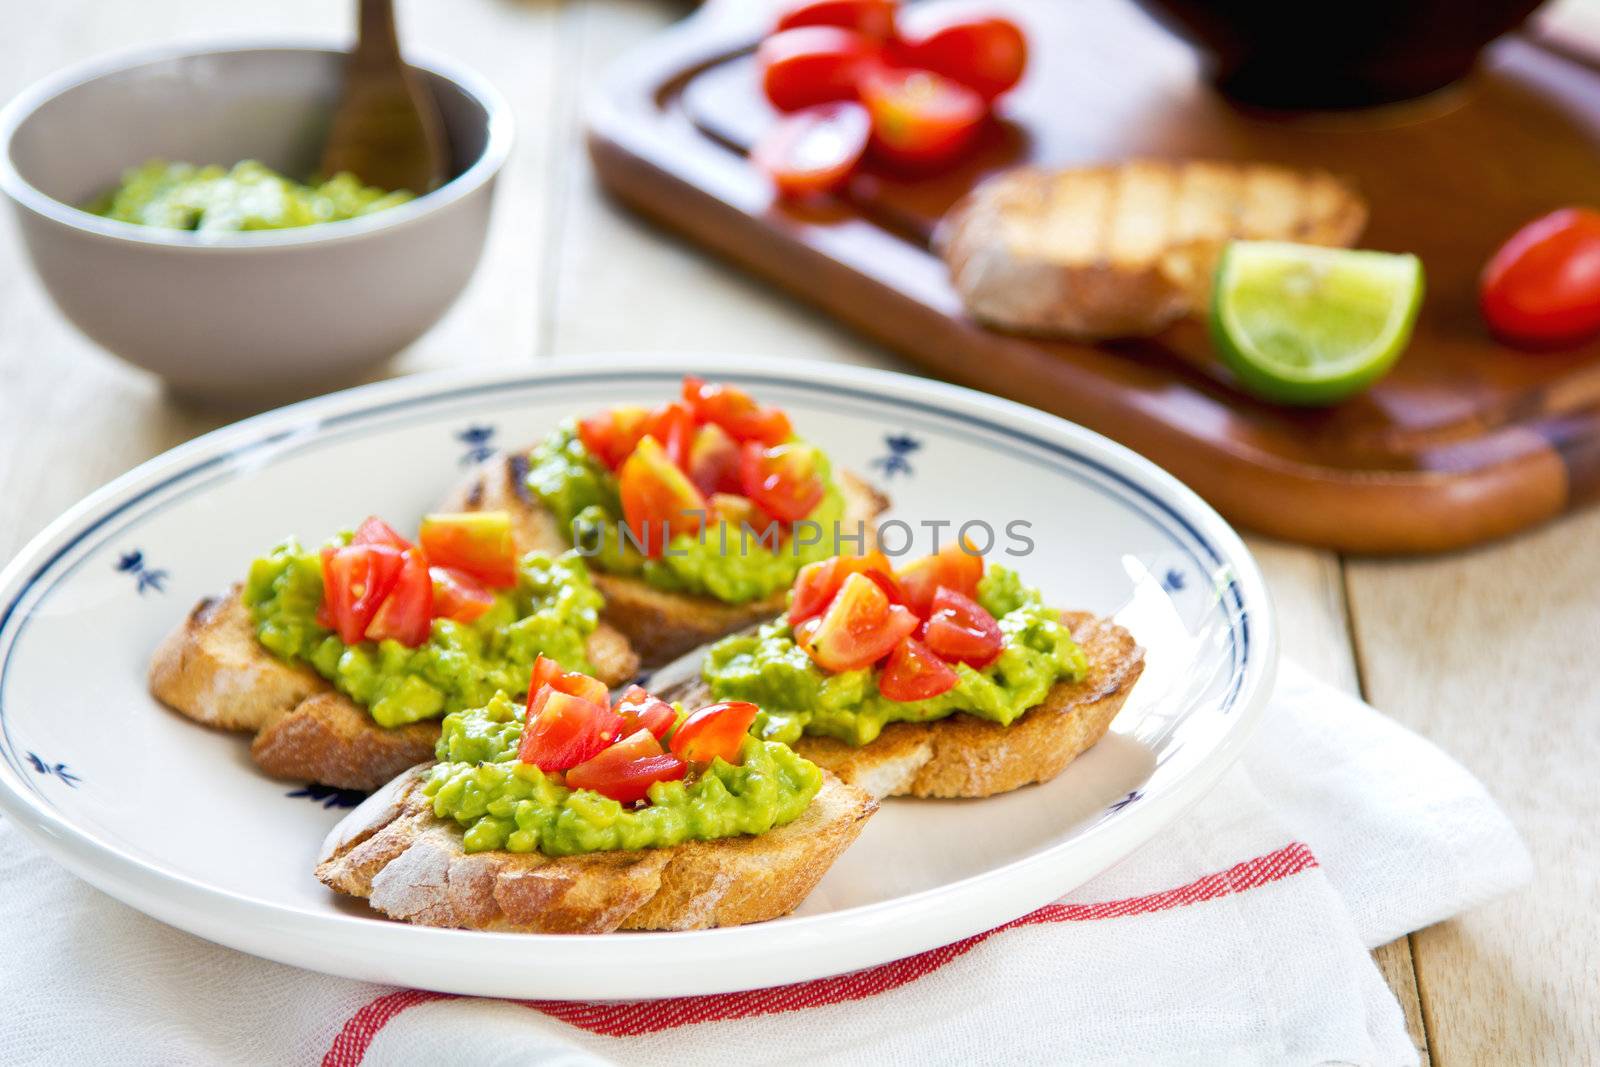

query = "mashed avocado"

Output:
[[702, 567, 1088, 746], [243, 541, 601, 729], [425, 692, 823, 856], [525, 422, 845, 604], [90, 159, 412, 232]]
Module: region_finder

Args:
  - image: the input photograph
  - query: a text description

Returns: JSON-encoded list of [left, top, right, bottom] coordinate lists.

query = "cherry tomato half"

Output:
[[789, 549, 901, 627], [896, 539, 984, 618], [759, 26, 878, 112], [518, 689, 625, 771], [669, 701, 760, 764], [578, 405, 650, 470], [364, 547, 434, 646], [567, 729, 688, 805], [352, 516, 412, 550], [1481, 207, 1600, 348], [878, 636, 960, 702], [741, 441, 827, 523], [681, 376, 794, 445], [429, 566, 495, 625], [320, 543, 404, 645], [751, 101, 871, 199], [891, 12, 1027, 101], [920, 586, 1003, 669], [613, 685, 678, 741], [619, 435, 707, 557], [529, 654, 610, 708], [860, 66, 986, 170], [804, 571, 920, 672], [419, 511, 518, 589], [686, 422, 743, 497], [775, 0, 897, 40]]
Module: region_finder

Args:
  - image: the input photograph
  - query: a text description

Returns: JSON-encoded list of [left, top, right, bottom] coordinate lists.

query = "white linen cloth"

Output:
[[0, 661, 1530, 1066]]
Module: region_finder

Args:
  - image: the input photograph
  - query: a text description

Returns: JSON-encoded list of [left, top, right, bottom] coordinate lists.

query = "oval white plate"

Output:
[[0, 356, 1275, 999]]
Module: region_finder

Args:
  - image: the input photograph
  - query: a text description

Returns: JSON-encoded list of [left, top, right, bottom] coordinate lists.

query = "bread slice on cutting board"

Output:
[[937, 159, 1368, 339]]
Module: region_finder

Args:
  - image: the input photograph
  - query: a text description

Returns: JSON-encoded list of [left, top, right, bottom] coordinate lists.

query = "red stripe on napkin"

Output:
[[325, 841, 1316, 1065]]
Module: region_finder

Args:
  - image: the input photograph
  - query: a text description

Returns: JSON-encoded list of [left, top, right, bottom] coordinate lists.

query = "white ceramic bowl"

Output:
[[0, 40, 513, 403]]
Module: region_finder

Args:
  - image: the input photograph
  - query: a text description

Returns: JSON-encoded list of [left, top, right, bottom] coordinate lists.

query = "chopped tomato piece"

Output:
[[759, 26, 878, 112], [619, 435, 708, 558], [776, 0, 897, 40], [320, 543, 405, 645], [566, 729, 688, 805], [686, 422, 743, 496], [860, 66, 986, 170], [805, 571, 920, 672], [750, 101, 872, 199], [878, 636, 960, 701], [669, 701, 760, 764], [529, 654, 610, 708], [613, 685, 678, 741], [419, 511, 518, 589], [365, 548, 435, 646], [741, 441, 826, 523], [645, 401, 697, 469], [890, 12, 1027, 101], [788, 549, 900, 626], [921, 587, 1003, 668], [578, 405, 651, 470], [429, 566, 494, 624], [896, 539, 984, 617], [518, 689, 625, 771], [352, 516, 412, 550], [708, 492, 763, 528], [681, 377, 794, 446]]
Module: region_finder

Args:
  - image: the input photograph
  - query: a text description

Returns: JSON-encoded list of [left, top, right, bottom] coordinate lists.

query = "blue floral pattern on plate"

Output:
[[115, 550, 167, 595], [456, 424, 497, 466], [287, 784, 367, 810], [871, 433, 921, 478], [26, 753, 80, 788]]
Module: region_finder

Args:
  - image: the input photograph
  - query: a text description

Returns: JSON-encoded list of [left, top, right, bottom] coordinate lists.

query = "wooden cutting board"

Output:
[[587, 0, 1600, 552]]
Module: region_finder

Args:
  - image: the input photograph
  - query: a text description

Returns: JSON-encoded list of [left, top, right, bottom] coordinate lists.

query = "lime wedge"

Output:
[[1210, 241, 1424, 406]]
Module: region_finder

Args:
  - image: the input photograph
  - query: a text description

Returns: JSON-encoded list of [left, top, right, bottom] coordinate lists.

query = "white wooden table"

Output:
[[2, 2, 1596, 1062]]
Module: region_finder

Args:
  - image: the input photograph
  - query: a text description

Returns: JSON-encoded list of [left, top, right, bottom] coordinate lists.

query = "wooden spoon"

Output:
[[320, 0, 449, 195]]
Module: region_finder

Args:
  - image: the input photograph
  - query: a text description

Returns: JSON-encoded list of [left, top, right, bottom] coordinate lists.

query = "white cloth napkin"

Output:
[[0, 662, 1529, 1067]]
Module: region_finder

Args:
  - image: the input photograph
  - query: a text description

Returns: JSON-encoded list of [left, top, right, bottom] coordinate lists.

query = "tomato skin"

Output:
[[860, 66, 986, 170], [686, 422, 744, 497], [353, 516, 412, 550], [578, 405, 650, 470], [518, 689, 625, 771], [921, 586, 1003, 668], [430, 566, 494, 624], [681, 377, 794, 445], [669, 701, 760, 764], [645, 401, 697, 469], [759, 26, 878, 112], [320, 543, 405, 645], [776, 0, 897, 40], [896, 540, 984, 617], [1480, 207, 1600, 348], [529, 654, 610, 708], [789, 550, 899, 626], [419, 511, 518, 589], [741, 441, 827, 523], [618, 435, 708, 558], [805, 572, 921, 672], [878, 636, 960, 701], [890, 13, 1027, 101], [567, 730, 688, 805], [613, 685, 678, 741], [362, 548, 434, 646], [751, 101, 871, 198]]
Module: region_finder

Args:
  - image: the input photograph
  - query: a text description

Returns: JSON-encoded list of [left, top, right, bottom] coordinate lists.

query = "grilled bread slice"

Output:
[[316, 763, 876, 932], [148, 589, 639, 791], [938, 159, 1367, 339], [665, 612, 1143, 799], [444, 451, 889, 668]]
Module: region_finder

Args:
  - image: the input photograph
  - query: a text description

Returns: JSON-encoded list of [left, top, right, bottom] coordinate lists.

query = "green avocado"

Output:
[[89, 159, 412, 232], [701, 566, 1089, 746], [525, 422, 846, 605], [243, 540, 601, 729], [425, 692, 824, 856]]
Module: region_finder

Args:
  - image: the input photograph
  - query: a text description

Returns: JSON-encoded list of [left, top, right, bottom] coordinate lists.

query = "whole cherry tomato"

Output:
[[759, 26, 878, 112], [891, 12, 1027, 101], [1481, 207, 1600, 348], [750, 101, 872, 198], [859, 66, 986, 170], [775, 0, 897, 40]]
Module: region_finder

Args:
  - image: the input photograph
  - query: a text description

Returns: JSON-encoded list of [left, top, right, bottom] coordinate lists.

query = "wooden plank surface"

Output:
[[3, 1, 1594, 1062]]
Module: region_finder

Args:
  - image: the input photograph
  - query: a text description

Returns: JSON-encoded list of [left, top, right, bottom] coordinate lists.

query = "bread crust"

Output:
[[316, 765, 877, 932], [148, 588, 640, 791], [443, 451, 889, 667]]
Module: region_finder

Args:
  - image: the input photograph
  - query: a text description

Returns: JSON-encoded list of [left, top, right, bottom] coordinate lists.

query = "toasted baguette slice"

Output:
[[316, 763, 876, 932], [664, 612, 1142, 799], [148, 589, 639, 791], [444, 451, 889, 667], [938, 159, 1367, 339]]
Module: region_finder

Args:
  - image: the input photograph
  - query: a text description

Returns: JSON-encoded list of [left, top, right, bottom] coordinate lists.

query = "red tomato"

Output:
[[686, 422, 743, 496], [613, 685, 678, 741], [891, 12, 1027, 101], [419, 511, 518, 589], [878, 636, 960, 701], [566, 729, 688, 805], [645, 401, 697, 469], [751, 101, 872, 198], [805, 572, 920, 672], [577, 405, 650, 470], [1480, 207, 1600, 348], [529, 654, 610, 708], [681, 377, 794, 446], [759, 26, 878, 112], [788, 549, 899, 626], [320, 543, 404, 645], [921, 586, 1002, 668], [708, 492, 763, 529], [352, 516, 412, 550], [860, 66, 986, 170], [518, 690, 625, 771], [896, 539, 984, 617], [365, 548, 435, 646], [619, 435, 708, 557], [775, 0, 897, 39], [669, 701, 760, 764], [741, 441, 826, 523], [429, 566, 494, 624]]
